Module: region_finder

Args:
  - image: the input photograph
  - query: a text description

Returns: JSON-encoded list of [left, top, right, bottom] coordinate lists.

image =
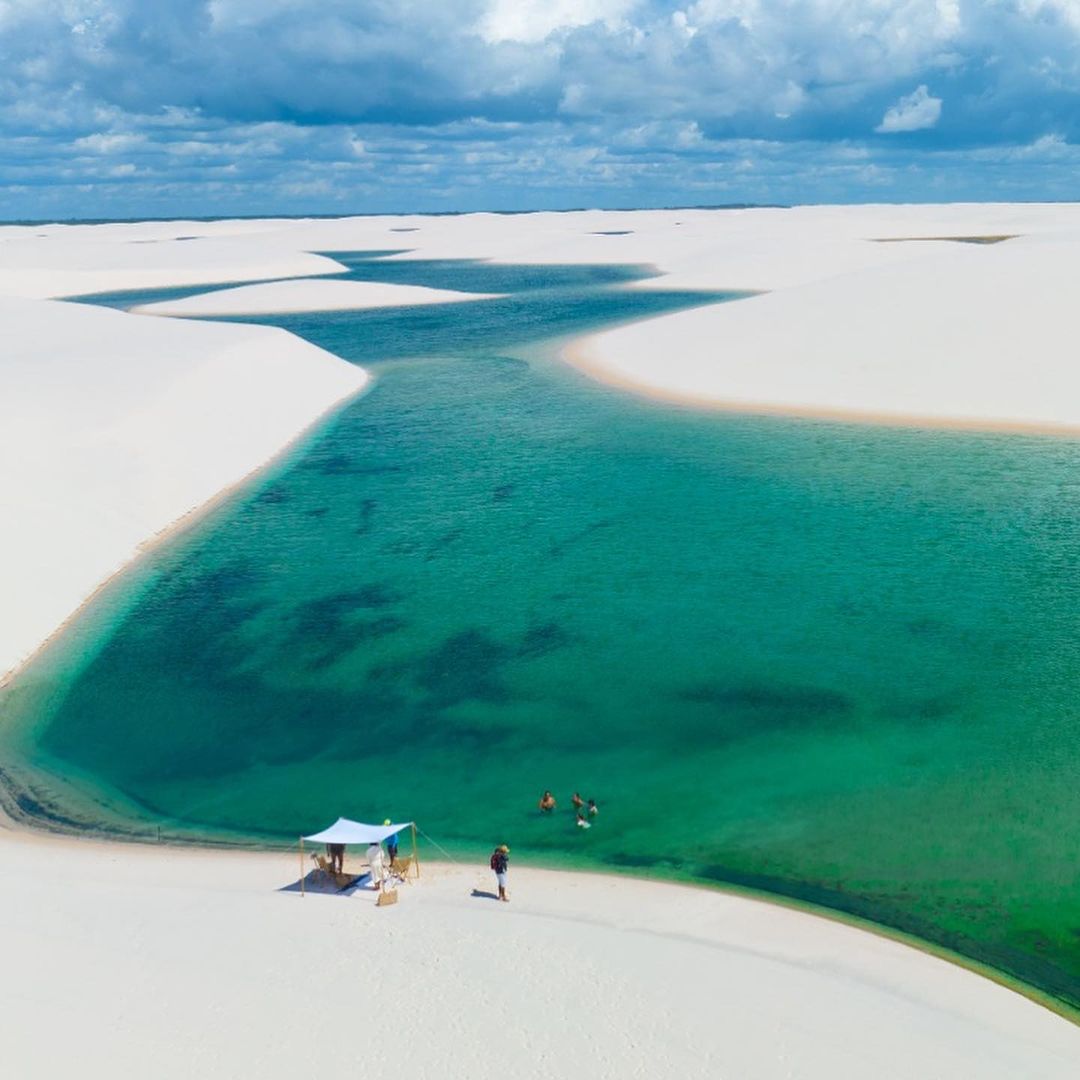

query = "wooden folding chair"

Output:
[[389, 855, 414, 884]]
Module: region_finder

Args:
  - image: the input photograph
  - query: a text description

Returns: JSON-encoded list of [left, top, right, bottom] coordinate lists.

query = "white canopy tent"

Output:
[[303, 818, 413, 845], [298, 817, 418, 895]]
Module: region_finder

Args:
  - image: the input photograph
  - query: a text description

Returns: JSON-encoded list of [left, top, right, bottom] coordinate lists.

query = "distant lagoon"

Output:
[[4, 254, 1080, 1011]]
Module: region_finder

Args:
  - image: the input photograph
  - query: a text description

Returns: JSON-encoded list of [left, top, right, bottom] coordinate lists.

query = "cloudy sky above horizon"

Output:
[[3, 0, 1080, 218]]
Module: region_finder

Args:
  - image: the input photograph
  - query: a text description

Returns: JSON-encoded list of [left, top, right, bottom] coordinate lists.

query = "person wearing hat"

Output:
[[490, 844, 510, 902], [383, 819, 399, 864]]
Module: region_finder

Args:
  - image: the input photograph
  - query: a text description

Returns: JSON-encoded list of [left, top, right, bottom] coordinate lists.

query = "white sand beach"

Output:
[[133, 277, 501, 316], [3, 822, 1078, 1080], [4, 206, 1080, 1074]]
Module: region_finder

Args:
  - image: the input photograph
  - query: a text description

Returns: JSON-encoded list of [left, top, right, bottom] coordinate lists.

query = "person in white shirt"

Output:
[[366, 841, 385, 890]]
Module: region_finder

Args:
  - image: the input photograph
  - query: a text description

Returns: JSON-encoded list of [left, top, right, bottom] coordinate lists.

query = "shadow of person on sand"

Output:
[[471, 888, 500, 901]]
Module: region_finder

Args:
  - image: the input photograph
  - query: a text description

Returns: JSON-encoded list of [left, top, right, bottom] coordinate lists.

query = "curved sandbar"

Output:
[[2, 827, 1078, 1079], [566, 233, 1080, 431], [0, 227, 347, 299], [132, 277, 502, 317]]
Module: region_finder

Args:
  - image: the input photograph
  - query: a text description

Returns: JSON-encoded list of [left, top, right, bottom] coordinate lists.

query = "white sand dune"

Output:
[[133, 277, 501, 316], [0, 228, 346, 299], [3, 826, 1077, 1080], [5, 207, 1080, 1072], [569, 232, 1080, 428], [0, 295, 367, 683]]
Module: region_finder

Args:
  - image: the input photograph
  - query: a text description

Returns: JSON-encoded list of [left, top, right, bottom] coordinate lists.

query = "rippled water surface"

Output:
[[7, 254, 1080, 1007]]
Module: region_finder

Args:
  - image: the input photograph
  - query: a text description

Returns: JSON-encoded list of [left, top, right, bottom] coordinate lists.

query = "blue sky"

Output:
[[3, 1, 1080, 218]]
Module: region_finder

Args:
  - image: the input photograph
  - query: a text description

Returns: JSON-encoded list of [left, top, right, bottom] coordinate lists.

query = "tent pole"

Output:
[[300, 837, 305, 897], [412, 822, 419, 880]]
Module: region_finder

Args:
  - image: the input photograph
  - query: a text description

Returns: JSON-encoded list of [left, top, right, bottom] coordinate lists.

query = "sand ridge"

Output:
[[133, 277, 503, 316]]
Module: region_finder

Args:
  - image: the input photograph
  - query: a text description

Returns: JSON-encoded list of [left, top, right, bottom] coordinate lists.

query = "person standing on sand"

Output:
[[366, 840, 385, 890], [327, 842, 345, 874], [490, 844, 510, 901]]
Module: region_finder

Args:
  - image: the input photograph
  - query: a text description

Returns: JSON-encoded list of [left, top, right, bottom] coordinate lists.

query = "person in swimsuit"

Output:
[[538, 791, 556, 813]]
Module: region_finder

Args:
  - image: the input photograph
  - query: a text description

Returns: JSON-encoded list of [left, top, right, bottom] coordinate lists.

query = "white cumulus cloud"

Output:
[[477, 0, 637, 44], [875, 85, 942, 133]]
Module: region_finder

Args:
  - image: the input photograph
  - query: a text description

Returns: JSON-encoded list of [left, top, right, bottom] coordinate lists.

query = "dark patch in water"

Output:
[[680, 682, 852, 717], [518, 621, 572, 659], [548, 518, 614, 558], [306, 507, 330, 519], [425, 527, 463, 560], [372, 628, 514, 709], [671, 681, 854, 743], [384, 537, 422, 556], [415, 629, 513, 706], [170, 562, 266, 604], [305, 451, 402, 478], [878, 690, 960, 724], [289, 585, 403, 635], [356, 498, 377, 535], [492, 483, 515, 502], [604, 852, 679, 869], [283, 585, 408, 670], [302, 616, 408, 671], [256, 485, 290, 505]]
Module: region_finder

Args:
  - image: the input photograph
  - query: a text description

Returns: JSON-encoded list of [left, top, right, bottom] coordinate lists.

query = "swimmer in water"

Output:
[[538, 790, 556, 813]]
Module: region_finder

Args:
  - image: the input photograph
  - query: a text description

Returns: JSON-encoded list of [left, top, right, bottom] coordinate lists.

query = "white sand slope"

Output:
[[2, 829, 1077, 1080], [132, 277, 501, 316], [0, 229, 347, 299], [0, 295, 368, 682], [568, 231, 1080, 427]]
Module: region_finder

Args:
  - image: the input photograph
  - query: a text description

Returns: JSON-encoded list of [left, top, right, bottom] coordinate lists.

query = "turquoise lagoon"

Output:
[[4, 255, 1080, 1008]]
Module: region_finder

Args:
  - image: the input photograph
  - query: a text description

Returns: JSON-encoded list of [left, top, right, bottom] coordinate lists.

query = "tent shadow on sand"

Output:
[[279, 869, 376, 895]]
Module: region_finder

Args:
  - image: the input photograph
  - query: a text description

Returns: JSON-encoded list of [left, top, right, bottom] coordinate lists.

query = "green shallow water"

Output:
[[6, 256, 1080, 1007]]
